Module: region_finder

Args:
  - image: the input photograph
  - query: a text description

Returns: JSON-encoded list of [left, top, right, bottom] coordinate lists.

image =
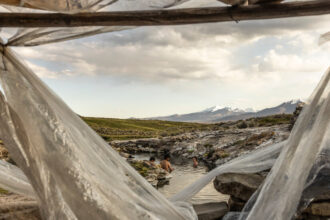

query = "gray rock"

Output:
[[214, 167, 330, 219], [303, 202, 330, 217], [213, 173, 265, 201], [193, 202, 228, 220], [227, 196, 246, 212]]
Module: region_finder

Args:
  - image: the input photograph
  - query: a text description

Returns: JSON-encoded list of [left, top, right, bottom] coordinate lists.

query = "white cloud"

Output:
[[11, 14, 330, 87], [25, 61, 58, 79]]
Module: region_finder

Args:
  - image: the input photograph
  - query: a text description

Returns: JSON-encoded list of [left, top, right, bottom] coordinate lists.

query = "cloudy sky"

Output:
[[11, 10, 330, 118]]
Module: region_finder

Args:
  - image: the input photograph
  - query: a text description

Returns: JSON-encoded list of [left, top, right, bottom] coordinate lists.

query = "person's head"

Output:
[[164, 155, 170, 161], [192, 156, 197, 161], [149, 156, 155, 162]]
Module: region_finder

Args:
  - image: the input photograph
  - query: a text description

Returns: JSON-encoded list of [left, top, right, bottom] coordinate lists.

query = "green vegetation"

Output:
[[129, 160, 150, 177], [82, 117, 217, 141], [203, 144, 213, 148], [229, 131, 275, 150], [237, 121, 248, 129], [249, 114, 292, 127], [230, 114, 292, 129], [218, 151, 230, 158], [0, 187, 9, 194], [81, 114, 292, 141]]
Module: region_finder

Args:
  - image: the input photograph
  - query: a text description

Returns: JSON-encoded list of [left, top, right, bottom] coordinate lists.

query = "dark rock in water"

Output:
[[213, 166, 330, 219], [227, 196, 246, 212], [193, 201, 228, 220], [213, 173, 265, 202], [156, 179, 170, 188], [297, 166, 330, 219], [301, 202, 330, 218]]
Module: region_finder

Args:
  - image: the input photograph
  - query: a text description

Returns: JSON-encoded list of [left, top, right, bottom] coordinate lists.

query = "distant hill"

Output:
[[147, 100, 302, 123], [81, 114, 292, 141], [82, 117, 217, 141]]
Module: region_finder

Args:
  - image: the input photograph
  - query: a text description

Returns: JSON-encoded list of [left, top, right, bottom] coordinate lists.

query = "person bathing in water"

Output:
[[192, 156, 198, 168], [149, 156, 156, 167], [160, 155, 174, 173]]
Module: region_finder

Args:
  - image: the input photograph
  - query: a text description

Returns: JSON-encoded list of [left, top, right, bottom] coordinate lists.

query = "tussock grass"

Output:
[[81, 114, 291, 141], [82, 117, 217, 141]]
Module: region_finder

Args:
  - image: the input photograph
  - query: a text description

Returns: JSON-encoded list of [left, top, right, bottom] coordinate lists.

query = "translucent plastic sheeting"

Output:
[[0, 5, 134, 46], [234, 67, 330, 220], [7, 26, 133, 46], [0, 0, 221, 46], [0, 0, 318, 47], [0, 43, 328, 219], [0, 46, 197, 220], [22, 0, 118, 12], [170, 140, 284, 202], [0, 159, 35, 198], [319, 31, 330, 45], [21, 0, 208, 12]]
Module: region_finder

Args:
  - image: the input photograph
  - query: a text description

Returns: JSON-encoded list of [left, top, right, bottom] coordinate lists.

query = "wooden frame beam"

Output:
[[0, 0, 329, 27]]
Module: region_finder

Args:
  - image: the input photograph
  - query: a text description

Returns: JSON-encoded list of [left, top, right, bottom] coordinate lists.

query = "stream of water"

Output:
[[133, 154, 228, 204]]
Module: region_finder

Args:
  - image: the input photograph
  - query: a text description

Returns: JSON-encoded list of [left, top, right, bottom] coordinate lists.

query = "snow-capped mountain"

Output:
[[202, 106, 245, 113], [147, 100, 302, 123]]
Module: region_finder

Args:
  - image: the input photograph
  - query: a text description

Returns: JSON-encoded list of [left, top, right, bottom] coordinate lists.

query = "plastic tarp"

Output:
[[236, 67, 330, 220], [1, 0, 221, 46], [0, 46, 196, 219], [0, 159, 35, 198], [319, 31, 330, 45], [0, 65, 329, 220], [0, 60, 329, 219], [0, 0, 328, 219]]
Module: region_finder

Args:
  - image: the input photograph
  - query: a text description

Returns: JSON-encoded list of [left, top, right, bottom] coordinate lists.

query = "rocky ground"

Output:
[[109, 116, 294, 219], [111, 123, 290, 170], [127, 159, 171, 188]]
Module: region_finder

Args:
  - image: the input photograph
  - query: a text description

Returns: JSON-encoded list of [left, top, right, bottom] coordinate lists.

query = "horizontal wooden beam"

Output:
[[0, 0, 329, 27]]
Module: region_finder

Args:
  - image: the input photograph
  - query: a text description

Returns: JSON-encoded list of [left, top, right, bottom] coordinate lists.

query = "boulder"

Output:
[[119, 152, 131, 158], [227, 196, 246, 212], [213, 167, 330, 219], [303, 202, 330, 217], [193, 202, 228, 220], [297, 166, 330, 219], [213, 173, 265, 202]]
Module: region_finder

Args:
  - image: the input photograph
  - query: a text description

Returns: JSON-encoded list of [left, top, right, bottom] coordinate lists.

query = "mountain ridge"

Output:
[[147, 100, 302, 123]]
